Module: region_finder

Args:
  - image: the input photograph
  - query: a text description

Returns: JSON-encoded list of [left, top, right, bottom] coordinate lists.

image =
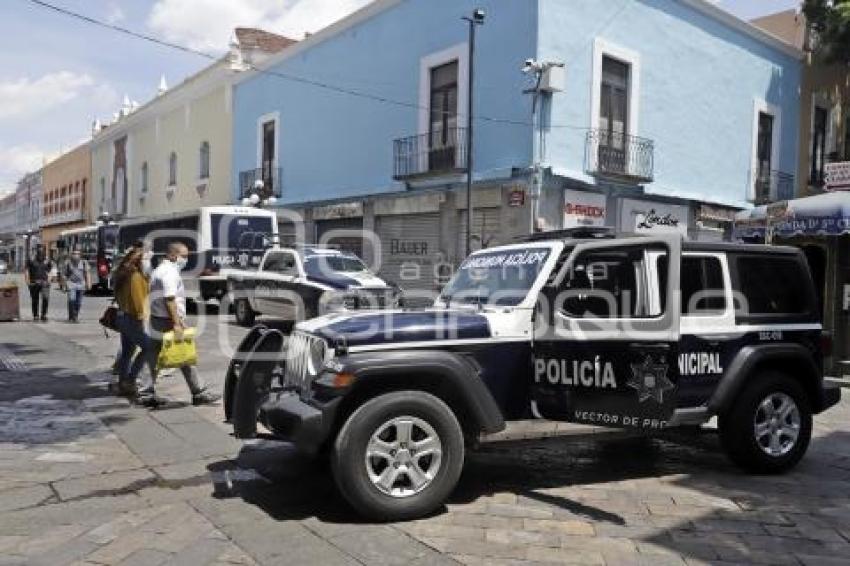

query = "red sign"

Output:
[[508, 189, 526, 207]]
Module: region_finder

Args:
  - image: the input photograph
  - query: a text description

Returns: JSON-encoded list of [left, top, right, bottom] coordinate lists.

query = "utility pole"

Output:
[[462, 8, 485, 257], [522, 59, 564, 234]]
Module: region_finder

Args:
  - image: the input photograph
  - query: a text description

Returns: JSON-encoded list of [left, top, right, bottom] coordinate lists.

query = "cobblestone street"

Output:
[[2, 289, 850, 565]]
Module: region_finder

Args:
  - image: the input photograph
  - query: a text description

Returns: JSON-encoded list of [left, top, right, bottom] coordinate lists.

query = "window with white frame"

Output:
[[750, 99, 781, 201], [811, 106, 827, 185]]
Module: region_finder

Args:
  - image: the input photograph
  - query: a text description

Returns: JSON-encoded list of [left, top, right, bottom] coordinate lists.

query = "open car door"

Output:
[[531, 235, 681, 431]]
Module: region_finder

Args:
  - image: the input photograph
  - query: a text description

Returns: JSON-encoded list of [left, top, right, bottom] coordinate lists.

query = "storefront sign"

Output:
[[697, 204, 738, 223], [621, 198, 688, 235], [826, 162, 850, 191], [390, 240, 429, 256], [563, 190, 606, 228], [508, 189, 526, 207], [313, 202, 363, 220]]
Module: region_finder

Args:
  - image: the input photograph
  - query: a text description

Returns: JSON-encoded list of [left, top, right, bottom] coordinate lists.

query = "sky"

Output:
[[0, 0, 800, 196]]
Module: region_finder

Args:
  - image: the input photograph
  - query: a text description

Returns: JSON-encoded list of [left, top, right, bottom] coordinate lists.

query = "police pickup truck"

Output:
[[226, 246, 399, 326], [225, 231, 840, 520]]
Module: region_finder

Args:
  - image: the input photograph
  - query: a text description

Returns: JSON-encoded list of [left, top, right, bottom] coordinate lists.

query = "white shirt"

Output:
[[149, 260, 186, 319]]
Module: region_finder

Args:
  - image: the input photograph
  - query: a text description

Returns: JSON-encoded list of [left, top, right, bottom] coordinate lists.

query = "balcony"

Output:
[[239, 167, 282, 199], [393, 127, 468, 180], [585, 129, 654, 184], [751, 170, 795, 204]]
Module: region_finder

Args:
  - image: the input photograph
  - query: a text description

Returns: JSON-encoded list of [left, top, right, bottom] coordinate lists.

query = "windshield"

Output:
[[303, 254, 368, 277], [439, 247, 551, 307]]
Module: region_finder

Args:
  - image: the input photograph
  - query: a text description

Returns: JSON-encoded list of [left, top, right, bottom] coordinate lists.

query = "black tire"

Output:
[[331, 391, 464, 521], [719, 371, 812, 474], [235, 298, 256, 327]]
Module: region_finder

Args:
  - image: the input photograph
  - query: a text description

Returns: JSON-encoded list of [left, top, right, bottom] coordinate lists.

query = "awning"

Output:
[[733, 191, 850, 239]]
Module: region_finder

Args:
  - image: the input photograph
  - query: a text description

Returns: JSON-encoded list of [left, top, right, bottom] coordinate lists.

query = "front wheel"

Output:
[[719, 372, 812, 474], [331, 391, 464, 521]]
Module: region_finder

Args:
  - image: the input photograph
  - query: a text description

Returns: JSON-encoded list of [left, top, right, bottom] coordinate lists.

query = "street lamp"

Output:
[[242, 179, 278, 208], [462, 8, 485, 256]]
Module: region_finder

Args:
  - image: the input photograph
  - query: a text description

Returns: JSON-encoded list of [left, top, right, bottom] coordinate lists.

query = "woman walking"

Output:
[[113, 249, 154, 397]]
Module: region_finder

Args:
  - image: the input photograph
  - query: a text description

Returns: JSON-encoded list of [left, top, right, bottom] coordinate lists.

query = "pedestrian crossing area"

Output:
[[0, 345, 26, 371]]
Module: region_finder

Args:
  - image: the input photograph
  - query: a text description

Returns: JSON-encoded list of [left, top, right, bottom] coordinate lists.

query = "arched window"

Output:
[[168, 152, 177, 187], [141, 162, 149, 193], [199, 141, 210, 180]]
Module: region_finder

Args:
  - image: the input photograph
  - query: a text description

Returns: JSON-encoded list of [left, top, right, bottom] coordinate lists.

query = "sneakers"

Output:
[[136, 395, 166, 409], [192, 391, 222, 406]]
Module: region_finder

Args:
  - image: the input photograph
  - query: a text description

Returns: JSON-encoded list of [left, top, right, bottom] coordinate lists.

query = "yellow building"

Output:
[[41, 142, 92, 258], [752, 8, 850, 196], [90, 28, 294, 224]]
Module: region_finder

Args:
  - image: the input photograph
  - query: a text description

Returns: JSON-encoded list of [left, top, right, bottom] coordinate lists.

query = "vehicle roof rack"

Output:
[[516, 226, 616, 242]]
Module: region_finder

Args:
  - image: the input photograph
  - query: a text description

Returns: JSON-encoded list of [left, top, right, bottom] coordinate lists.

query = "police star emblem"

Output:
[[627, 355, 674, 404]]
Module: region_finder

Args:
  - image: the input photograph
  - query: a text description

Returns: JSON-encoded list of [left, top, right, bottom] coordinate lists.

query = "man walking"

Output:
[[60, 248, 90, 322], [138, 241, 219, 407], [24, 248, 52, 322]]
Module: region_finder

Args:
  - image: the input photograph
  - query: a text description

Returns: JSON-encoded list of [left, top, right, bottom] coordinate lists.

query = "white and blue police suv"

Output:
[[225, 231, 840, 521], [226, 246, 400, 327]]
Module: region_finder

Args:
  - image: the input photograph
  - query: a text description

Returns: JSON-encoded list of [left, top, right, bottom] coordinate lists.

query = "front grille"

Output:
[[282, 332, 328, 394]]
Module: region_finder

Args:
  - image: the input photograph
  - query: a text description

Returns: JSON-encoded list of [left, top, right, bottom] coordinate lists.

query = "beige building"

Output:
[[41, 143, 92, 257], [90, 28, 294, 223], [752, 8, 850, 196]]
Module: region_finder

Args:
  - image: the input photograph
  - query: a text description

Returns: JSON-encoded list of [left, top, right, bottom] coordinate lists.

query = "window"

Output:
[[429, 60, 459, 152], [100, 177, 106, 207], [600, 56, 630, 148], [261, 120, 275, 193], [681, 256, 726, 316], [199, 141, 210, 179], [263, 252, 297, 275], [756, 112, 774, 177], [559, 245, 667, 319], [736, 256, 811, 316], [811, 106, 827, 185], [140, 162, 149, 193], [168, 152, 177, 187]]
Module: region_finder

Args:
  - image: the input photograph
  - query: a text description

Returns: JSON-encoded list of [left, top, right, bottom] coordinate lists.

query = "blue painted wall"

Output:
[[538, 0, 801, 208], [232, 0, 801, 209], [232, 0, 537, 205]]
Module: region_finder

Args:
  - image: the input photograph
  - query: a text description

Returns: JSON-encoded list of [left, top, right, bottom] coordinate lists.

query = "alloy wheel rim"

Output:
[[753, 392, 800, 457], [365, 416, 443, 498]]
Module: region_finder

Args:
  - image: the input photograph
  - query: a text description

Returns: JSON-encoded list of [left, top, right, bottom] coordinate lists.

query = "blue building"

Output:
[[231, 0, 802, 296]]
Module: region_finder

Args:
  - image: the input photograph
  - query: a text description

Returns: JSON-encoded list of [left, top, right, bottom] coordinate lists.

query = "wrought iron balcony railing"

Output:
[[585, 129, 654, 184], [239, 167, 282, 200], [393, 127, 468, 180], [752, 170, 795, 204]]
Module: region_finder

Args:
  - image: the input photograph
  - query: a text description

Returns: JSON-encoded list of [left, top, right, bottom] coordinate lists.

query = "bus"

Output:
[[116, 206, 279, 303], [58, 223, 120, 292]]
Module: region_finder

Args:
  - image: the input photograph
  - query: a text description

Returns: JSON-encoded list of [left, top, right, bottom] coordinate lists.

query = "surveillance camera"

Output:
[[522, 58, 538, 73], [472, 8, 485, 22]]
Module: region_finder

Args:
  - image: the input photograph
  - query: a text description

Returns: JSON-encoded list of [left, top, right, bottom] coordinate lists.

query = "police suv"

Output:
[[226, 230, 840, 521], [227, 246, 400, 327]]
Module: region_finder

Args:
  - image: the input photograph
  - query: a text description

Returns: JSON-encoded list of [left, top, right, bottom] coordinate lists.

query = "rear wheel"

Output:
[[235, 298, 256, 327], [331, 391, 464, 521], [719, 372, 812, 474]]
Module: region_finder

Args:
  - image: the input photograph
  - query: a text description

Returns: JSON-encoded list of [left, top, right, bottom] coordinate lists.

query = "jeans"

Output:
[[138, 317, 206, 399], [116, 312, 154, 388], [28, 283, 49, 319], [67, 289, 83, 321]]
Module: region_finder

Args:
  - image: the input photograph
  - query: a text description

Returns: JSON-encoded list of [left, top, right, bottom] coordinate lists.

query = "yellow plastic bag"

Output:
[[157, 327, 198, 370]]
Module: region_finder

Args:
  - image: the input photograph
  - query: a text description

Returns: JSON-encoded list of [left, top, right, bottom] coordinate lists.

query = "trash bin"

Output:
[[0, 284, 20, 321]]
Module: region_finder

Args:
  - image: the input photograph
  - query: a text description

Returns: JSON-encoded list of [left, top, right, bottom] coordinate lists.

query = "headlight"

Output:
[[306, 339, 327, 377], [323, 291, 358, 313]]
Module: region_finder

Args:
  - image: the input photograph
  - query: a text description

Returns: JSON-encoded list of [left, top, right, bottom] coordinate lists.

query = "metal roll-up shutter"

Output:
[[315, 217, 364, 257], [376, 213, 442, 307], [458, 207, 502, 257]]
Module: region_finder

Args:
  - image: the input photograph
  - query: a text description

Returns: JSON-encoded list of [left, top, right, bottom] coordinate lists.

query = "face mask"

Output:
[[174, 257, 188, 271]]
